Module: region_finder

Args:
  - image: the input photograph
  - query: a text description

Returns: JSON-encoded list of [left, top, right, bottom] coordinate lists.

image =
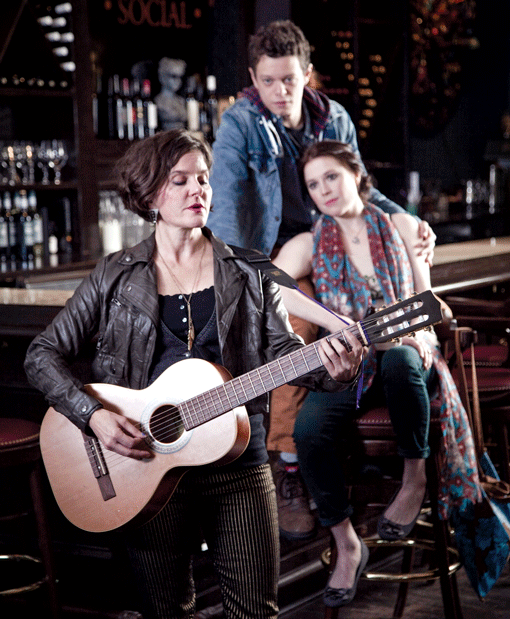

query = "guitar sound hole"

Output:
[[149, 405, 184, 444]]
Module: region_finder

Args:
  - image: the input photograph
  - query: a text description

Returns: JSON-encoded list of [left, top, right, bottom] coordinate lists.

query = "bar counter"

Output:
[[430, 235, 510, 295], [0, 236, 508, 328]]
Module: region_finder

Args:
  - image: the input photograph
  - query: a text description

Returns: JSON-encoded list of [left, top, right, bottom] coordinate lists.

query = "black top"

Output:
[[149, 286, 267, 470]]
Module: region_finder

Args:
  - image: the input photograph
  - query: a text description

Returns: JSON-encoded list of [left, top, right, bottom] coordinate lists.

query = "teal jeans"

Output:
[[293, 345, 437, 528]]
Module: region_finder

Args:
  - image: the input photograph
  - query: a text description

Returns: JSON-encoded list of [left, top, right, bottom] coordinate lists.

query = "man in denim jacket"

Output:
[[208, 20, 435, 541]]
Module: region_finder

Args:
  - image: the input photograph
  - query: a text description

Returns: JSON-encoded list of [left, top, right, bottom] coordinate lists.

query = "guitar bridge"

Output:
[[83, 434, 116, 501]]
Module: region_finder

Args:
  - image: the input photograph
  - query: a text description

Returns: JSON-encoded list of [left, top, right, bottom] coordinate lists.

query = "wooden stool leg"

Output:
[[427, 451, 464, 619], [393, 545, 415, 618], [324, 606, 339, 619], [30, 460, 61, 618]]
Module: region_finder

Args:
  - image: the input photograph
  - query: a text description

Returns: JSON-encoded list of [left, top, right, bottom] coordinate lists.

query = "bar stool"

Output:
[[0, 417, 60, 617], [322, 399, 463, 619]]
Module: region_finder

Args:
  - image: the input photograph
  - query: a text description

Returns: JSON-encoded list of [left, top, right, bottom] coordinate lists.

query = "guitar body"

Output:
[[40, 359, 250, 533]]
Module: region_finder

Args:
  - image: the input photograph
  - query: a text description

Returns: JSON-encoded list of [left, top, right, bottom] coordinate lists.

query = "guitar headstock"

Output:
[[350, 290, 444, 346]]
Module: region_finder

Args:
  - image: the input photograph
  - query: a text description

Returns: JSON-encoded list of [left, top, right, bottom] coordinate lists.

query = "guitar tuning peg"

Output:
[[409, 332, 416, 338], [425, 326, 432, 331], [397, 298, 403, 302]]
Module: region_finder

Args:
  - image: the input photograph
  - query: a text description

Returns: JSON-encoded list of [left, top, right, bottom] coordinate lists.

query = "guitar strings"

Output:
[[134, 309, 427, 441], [128, 307, 428, 443]]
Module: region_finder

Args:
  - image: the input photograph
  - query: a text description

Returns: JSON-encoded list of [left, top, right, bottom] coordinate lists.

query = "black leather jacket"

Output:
[[25, 229, 344, 432]]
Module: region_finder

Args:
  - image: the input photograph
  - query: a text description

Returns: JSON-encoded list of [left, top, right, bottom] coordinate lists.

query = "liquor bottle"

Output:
[[132, 78, 145, 140], [99, 192, 123, 254], [203, 75, 219, 142], [92, 71, 100, 136], [113, 75, 125, 139], [186, 76, 200, 132], [197, 82, 207, 133], [53, 46, 70, 59], [0, 194, 8, 271], [54, 2, 73, 15], [60, 61, 76, 73], [60, 197, 73, 255], [142, 79, 158, 136], [3, 191, 17, 269], [17, 190, 34, 268], [106, 76, 117, 139], [122, 77, 135, 140], [28, 190, 44, 262], [37, 15, 54, 28], [45, 3, 75, 73]]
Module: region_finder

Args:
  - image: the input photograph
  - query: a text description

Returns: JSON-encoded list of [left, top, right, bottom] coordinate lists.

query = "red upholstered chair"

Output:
[[443, 296, 509, 371], [0, 418, 60, 617]]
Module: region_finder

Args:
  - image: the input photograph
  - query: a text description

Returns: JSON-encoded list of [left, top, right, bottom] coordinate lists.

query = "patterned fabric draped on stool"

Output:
[[0, 418, 60, 617], [323, 398, 464, 619]]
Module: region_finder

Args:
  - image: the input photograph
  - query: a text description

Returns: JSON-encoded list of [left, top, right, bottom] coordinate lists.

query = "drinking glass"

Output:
[[49, 139, 68, 184], [36, 141, 52, 184]]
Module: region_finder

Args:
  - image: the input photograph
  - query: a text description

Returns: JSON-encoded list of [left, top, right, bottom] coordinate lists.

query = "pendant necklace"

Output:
[[344, 217, 366, 245], [157, 241, 206, 350]]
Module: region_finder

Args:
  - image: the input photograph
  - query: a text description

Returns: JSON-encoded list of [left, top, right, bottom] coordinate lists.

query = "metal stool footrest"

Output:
[[0, 553, 47, 595], [322, 538, 461, 583]]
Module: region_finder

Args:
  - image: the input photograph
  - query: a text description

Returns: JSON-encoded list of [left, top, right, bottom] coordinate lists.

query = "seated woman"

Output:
[[272, 140, 480, 608]]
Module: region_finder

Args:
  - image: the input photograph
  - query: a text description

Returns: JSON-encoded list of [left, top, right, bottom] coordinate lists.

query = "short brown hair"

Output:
[[300, 141, 372, 202], [116, 129, 213, 222], [248, 20, 311, 74]]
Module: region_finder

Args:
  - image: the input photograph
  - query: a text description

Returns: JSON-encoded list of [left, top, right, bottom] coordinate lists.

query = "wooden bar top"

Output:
[[0, 236, 507, 319], [431, 235, 510, 295], [0, 288, 73, 308], [433, 236, 510, 265]]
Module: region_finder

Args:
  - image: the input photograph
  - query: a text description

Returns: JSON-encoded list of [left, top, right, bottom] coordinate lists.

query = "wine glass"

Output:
[[24, 141, 36, 184], [36, 141, 52, 185], [0, 142, 10, 184], [49, 139, 69, 185]]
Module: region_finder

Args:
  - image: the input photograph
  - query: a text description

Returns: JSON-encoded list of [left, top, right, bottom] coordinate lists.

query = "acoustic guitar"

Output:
[[40, 290, 443, 532]]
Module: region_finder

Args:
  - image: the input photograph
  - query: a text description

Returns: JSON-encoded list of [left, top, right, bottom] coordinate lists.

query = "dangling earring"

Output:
[[149, 209, 159, 224]]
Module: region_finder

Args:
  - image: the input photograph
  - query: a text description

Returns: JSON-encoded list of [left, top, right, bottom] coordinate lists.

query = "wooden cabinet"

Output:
[[0, 0, 230, 278], [0, 1, 99, 265]]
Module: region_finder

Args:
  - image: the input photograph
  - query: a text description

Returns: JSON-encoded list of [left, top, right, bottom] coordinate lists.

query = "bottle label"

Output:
[[33, 218, 44, 245], [0, 222, 8, 250]]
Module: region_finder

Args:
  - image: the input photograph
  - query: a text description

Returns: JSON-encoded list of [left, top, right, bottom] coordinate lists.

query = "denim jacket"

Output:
[[208, 89, 404, 255]]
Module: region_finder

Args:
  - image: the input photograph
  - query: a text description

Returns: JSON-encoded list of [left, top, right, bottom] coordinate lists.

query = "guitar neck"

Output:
[[180, 337, 331, 431], [180, 290, 441, 431]]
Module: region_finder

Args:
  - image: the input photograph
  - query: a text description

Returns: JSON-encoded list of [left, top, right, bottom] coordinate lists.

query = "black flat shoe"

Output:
[[377, 488, 425, 541], [323, 537, 369, 608]]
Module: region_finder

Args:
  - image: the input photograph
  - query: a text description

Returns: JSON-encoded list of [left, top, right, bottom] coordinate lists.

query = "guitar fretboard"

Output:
[[180, 339, 327, 430], [178, 290, 440, 431]]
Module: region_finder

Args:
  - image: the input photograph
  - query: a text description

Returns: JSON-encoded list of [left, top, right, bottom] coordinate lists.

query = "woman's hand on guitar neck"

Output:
[[89, 408, 152, 460], [319, 328, 363, 384]]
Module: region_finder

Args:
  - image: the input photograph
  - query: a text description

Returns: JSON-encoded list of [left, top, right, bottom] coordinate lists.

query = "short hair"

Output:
[[116, 129, 213, 222], [300, 141, 372, 202], [248, 20, 311, 74]]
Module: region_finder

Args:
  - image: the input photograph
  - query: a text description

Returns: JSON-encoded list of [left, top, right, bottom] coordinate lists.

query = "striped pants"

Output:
[[124, 464, 280, 619]]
